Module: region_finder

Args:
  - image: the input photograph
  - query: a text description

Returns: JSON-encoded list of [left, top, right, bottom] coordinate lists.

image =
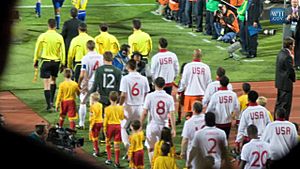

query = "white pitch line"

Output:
[[161, 17, 172, 22], [175, 25, 184, 30], [17, 3, 155, 9], [202, 38, 212, 43], [150, 11, 161, 16], [216, 45, 226, 50], [188, 32, 197, 37], [243, 59, 265, 62]]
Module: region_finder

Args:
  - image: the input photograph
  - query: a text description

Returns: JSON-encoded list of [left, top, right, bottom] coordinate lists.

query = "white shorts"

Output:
[[145, 123, 165, 149], [79, 82, 93, 104], [121, 105, 143, 129]]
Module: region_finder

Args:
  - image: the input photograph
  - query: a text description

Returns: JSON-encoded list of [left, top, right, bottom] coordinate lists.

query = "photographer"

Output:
[[284, 0, 300, 39], [214, 4, 239, 43], [29, 124, 48, 144]]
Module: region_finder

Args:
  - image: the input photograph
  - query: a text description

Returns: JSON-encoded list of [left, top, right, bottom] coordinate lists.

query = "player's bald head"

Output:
[[247, 124, 258, 138]]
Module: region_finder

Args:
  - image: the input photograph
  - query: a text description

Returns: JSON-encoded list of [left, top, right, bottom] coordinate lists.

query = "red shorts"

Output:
[[130, 149, 144, 169], [60, 100, 77, 120], [183, 95, 203, 113], [106, 124, 121, 142], [90, 123, 103, 141]]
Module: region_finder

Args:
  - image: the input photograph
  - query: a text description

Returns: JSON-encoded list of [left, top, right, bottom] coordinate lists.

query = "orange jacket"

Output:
[[230, 0, 244, 7], [159, 0, 169, 5], [169, 0, 179, 11]]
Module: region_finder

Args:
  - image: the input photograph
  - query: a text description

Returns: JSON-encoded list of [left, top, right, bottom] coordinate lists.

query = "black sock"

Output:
[[44, 90, 51, 109], [50, 84, 56, 105]]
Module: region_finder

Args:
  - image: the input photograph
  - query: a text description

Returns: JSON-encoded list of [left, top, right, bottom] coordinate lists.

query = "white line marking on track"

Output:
[[150, 11, 161, 15], [175, 25, 184, 30], [243, 59, 265, 62], [188, 32, 197, 37], [17, 3, 155, 8], [161, 17, 172, 22], [216, 45, 226, 50], [202, 38, 212, 43]]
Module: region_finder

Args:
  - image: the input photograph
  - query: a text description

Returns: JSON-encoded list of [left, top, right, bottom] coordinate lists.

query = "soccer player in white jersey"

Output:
[[150, 37, 179, 95], [235, 90, 271, 151], [178, 49, 212, 116], [77, 40, 103, 129], [141, 77, 176, 164], [240, 125, 271, 169], [181, 101, 205, 167], [188, 112, 228, 169], [202, 67, 233, 107], [206, 75, 239, 139], [119, 59, 150, 150], [261, 108, 298, 161]]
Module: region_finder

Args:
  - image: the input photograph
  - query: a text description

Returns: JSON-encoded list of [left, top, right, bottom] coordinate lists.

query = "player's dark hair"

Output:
[[180, 62, 187, 75], [160, 127, 173, 147], [64, 68, 72, 78], [247, 124, 258, 137], [205, 112, 216, 127], [216, 67, 226, 77], [219, 75, 229, 87], [86, 40, 95, 51], [109, 91, 118, 102], [131, 52, 142, 60], [99, 23, 108, 32], [276, 108, 286, 119], [193, 101, 203, 114], [248, 90, 259, 103], [154, 77, 165, 88], [78, 23, 87, 32], [70, 7, 78, 18], [131, 120, 141, 131], [35, 124, 46, 136], [127, 59, 137, 71], [283, 37, 295, 49], [103, 51, 113, 62], [133, 19, 141, 30], [161, 142, 171, 156], [159, 37, 168, 48], [48, 19, 56, 29], [242, 83, 251, 93]]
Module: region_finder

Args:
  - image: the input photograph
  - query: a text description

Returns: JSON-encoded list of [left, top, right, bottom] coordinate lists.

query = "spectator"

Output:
[[61, 8, 81, 61], [131, 52, 146, 76], [205, 0, 219, 38], [214, 4, 239, 43], [275, 37, 296, 120], [257, 96, 274, 121], [178, 0, 187, 25], [28, 124, 47, 144], [284, 0, 300, 39]]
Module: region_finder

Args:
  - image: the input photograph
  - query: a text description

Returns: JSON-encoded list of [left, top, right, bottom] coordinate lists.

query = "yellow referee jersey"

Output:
[[128, 30, 152, 57], [33, 30, 65, 65], [95, 32, 120, 55], [238, 94, 248, 112], [128, 131, 145, 158], [55, 80, 79, 108], [72, 0, 88, 10], [89, 102, 104, 126], [68, 32, 94, 68], [153, 156, 178, 169], [103, 105, 124, 132]]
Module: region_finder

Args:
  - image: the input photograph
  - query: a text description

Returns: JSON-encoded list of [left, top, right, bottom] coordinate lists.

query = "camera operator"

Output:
[[214, 4, 239, 43], [284, 0, 300, 39], [29, 124, 48, 144]]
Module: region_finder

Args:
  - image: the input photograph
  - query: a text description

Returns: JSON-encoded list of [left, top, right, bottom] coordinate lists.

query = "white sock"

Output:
[[121, 127, 129, 147], [148, 151, 154, 164], [79, 104, 86, 127]]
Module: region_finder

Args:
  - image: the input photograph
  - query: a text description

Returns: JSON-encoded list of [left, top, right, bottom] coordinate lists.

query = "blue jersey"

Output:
[[52, 0, 65, 9]]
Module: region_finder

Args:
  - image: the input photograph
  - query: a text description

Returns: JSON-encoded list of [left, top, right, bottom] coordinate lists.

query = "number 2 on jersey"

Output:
[[131, 83, 140, 96], [207, 138, 217, 154], [103, 73, 115, 89]]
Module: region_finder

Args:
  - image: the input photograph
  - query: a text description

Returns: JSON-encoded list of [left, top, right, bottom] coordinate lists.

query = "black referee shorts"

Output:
[[40, 60, 60, 78], [73, 63, 81, 83]]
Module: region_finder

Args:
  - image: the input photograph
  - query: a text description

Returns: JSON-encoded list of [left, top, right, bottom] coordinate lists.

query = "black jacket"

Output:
[[275, 48, 296, 91], [61, 18, 82, 52], [247, 0, 262, 24]]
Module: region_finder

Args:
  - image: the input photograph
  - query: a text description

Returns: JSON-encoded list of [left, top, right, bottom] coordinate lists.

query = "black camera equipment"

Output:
[[47, 126, 84, 153]]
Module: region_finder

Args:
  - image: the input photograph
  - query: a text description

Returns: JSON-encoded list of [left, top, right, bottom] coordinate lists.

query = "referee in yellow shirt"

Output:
[[128, 19, 152, 63], [95, 24, 120, 55], [68, 22, 94, 82], [33, 18, 65, 111]]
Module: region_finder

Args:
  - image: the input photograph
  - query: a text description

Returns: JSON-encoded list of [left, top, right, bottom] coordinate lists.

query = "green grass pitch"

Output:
[[1, 0, 299, 168]]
